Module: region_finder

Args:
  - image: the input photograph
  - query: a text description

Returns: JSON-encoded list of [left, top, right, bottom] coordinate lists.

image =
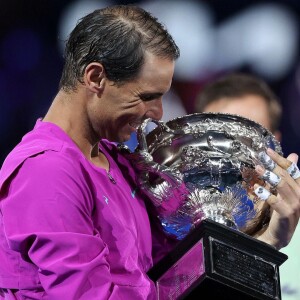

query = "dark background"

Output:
[[1, 0, 300, 163]]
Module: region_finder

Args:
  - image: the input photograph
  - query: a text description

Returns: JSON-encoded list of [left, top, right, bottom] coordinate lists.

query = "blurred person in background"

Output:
[[195, 73, 282, 140], [195, 72, 300, 300]]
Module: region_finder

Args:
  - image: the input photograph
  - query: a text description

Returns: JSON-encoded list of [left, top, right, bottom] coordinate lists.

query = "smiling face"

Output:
[[87, 52, 175, 142]]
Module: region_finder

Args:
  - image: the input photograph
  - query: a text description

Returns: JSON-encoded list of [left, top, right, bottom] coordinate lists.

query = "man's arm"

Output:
[[1, 153, 121, 299]]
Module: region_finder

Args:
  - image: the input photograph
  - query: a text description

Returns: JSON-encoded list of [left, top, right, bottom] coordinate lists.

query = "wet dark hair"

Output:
[[195, 73, 282, 132], [59, 5, 180, 91]]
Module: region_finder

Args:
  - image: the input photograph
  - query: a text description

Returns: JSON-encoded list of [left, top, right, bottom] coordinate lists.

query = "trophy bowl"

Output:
[[129, 112, 282, 240]]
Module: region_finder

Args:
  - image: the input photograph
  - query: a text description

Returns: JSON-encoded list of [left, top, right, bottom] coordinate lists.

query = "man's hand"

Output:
[[254, 148, 300, 249]]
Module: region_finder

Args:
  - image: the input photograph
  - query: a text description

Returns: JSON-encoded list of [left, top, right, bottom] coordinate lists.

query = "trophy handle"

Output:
[[129, 119, 187, 213], [137, 118, 175, 152]]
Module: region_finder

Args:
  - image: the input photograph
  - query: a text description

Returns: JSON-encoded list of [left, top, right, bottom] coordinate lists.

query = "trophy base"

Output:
[[148, 219, 287, 300]]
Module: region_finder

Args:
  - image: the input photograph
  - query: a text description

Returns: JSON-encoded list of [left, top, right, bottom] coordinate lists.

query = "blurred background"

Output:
[[1, 0, 300, 299], [2, 0, 300, 163]]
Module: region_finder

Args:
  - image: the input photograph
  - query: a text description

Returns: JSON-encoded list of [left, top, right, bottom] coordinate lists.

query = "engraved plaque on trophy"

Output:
[[122, 113, 288, 300]]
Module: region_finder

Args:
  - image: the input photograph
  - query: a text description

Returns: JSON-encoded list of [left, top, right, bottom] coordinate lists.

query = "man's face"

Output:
[[88, 53, 175, 142], [203, 95, 272, 131]]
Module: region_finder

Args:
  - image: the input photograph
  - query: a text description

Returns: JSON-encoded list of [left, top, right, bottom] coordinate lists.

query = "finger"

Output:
[[286, 162, 300, 180], [258, 149, 299, 172], [268, 149, 300, 185], [259, 167, 281, 187], [254, 184, 288, 214], [255, 164, 300, 207], [257, 151, 294, 193], [254, 184, 299, 231], [254, 185, 279, 205], [259, 149, 298, 186], [286, 154, 300, 186], [258, 151, 277, 171], [287, 153, 299, 164], [266, 148, 291, 169]]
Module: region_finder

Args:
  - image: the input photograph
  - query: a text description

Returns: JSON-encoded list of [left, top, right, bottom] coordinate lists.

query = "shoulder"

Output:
[[18, 145, 96, 196], [1, 141, 94, 202], [21, 149, 82, 178], [2, 149, 95, 215]]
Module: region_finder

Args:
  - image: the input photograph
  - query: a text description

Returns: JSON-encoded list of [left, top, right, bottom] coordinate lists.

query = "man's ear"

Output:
[[83, 62, 106, 94]]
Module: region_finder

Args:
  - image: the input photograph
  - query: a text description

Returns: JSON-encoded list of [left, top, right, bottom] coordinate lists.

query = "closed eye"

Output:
[[139, 92, 163, 102]]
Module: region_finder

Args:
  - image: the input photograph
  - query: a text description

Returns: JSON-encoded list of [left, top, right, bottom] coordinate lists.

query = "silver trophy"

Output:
[[126, 113, 281, 238], [122, 113, 287, 300]]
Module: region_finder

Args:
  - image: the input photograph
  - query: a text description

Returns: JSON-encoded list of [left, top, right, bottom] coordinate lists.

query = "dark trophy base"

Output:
[[148, 219, 287, 300]]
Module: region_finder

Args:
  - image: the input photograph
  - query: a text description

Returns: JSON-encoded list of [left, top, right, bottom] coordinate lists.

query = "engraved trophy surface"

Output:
[[124, 113, 287, 300]]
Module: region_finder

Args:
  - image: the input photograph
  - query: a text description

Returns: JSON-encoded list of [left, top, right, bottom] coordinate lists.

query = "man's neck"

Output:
[[43, 89, 109, 170]]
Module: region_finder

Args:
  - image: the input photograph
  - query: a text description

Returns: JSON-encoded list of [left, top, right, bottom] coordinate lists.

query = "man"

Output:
[[195, 73, 282, 140], [0, 6, 179, 299], [195, 72, 300, 300], [0, 6, 299, 299]]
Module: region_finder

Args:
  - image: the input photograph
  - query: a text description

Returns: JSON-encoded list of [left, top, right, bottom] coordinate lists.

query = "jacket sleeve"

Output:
[[1, 152, 122, 299]]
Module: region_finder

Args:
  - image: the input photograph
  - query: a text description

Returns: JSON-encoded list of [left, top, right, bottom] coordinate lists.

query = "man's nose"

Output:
[[144, 98, 163, 121]]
